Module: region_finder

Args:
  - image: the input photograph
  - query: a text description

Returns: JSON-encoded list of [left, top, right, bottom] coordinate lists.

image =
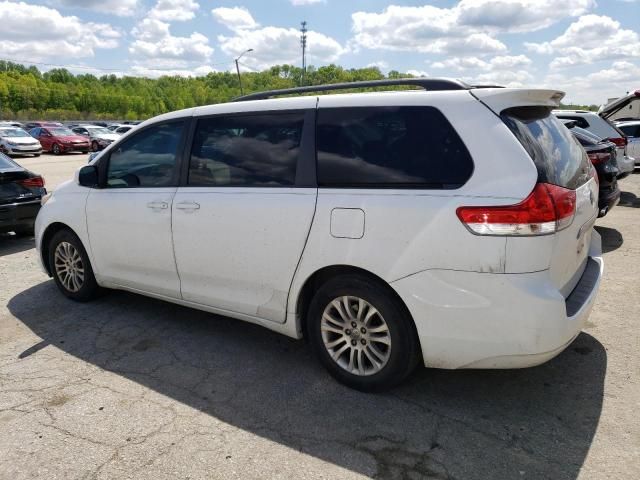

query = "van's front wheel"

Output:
[[308, 275, 419, 391], [49, 229, 101, 302]]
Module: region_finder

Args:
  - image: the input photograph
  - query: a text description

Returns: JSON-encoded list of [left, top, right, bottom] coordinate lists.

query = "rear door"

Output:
[[502, 107, 598, 295], [473, 89, 598, 294], [171, 106, 317, 323]]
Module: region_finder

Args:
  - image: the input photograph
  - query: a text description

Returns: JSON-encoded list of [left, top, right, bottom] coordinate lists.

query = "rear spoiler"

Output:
[[470, 88, 565, 116]]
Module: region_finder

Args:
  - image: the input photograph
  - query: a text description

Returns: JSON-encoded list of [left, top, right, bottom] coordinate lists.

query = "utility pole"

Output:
[[300, 21, 308, 86], [234, 48, 253, 95]]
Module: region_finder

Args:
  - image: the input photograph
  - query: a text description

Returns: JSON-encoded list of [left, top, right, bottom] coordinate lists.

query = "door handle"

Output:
[[147, 201, 168, 210], [175, 201, 200, 211]]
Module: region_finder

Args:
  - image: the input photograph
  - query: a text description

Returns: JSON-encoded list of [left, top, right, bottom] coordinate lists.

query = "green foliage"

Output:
[[557, 103, 599, 112], [0, 61, 422, 120]]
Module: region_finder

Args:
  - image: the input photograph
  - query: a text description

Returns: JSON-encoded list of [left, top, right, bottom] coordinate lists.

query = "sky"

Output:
[[0, 0, 639, 104]]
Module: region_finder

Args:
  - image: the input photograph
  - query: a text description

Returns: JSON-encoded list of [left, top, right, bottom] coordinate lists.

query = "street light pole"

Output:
[[234, 49, 253, 95]]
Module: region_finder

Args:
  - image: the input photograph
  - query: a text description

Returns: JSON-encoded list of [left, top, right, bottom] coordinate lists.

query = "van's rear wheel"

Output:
[[308, 275, 419, 391], [49, 229, 100, 302]]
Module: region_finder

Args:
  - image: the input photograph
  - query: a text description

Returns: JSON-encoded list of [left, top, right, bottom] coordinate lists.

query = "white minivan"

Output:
[[35, 79, 603, 391]]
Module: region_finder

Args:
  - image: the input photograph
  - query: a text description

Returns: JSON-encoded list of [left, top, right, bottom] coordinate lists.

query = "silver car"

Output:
[[71, 125, 120, 152]]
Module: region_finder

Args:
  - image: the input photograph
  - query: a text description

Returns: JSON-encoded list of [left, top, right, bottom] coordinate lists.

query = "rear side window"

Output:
[[556, 115, 589, 129], [0, 152, 17, 168], [502, 107, 591, 189], [189, 113, 304, 187], [316, 106, 473, 188]]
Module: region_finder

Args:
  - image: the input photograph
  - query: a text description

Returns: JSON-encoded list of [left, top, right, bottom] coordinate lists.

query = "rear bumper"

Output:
[[0, 199, 41, 233], [617, 155, 635, 176], [598, 184, 621, 216], [391, 231, 603, 369]]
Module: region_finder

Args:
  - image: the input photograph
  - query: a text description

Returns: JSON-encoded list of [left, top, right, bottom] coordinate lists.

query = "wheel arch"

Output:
[[40, 222, 77, 276], [294, 265, 420, 350]]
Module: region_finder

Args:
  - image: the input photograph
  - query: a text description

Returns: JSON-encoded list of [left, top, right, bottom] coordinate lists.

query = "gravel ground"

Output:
[[1, 154, 639, 480]]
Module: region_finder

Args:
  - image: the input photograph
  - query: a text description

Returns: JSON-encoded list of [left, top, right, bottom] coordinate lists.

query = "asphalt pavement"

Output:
[[0, 153, 638, 479]]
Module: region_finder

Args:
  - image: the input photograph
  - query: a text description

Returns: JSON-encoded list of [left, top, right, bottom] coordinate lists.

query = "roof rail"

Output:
[[233, 78, 472, 102]]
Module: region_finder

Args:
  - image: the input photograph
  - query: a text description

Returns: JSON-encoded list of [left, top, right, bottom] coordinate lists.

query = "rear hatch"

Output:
[[472, 89, 599, 296], [598, 89, 640, 121]]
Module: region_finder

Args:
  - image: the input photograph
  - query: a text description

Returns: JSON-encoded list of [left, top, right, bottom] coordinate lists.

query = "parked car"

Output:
[[107, 124, 124, 132], [0, 152, 46, 235], [0, 121, 25, 128], [615, 120, 640, 164], [565, 125, 620, 217], [0, 126, 42, 156], [114, 125, 134, 135], [553, 110, 635, 177], [71, 125, 119, 152], [24, 121, 63, 130], [35, 79, 603, 391], [30, 126, 91, 155], [598, 89, 640, 121]]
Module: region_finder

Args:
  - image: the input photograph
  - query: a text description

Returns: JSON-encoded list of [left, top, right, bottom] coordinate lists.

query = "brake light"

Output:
[[587, 152, 610, 165], [17, 176, 45, 188], [607, 137, 627, 148], [456, 183, 576, 236]]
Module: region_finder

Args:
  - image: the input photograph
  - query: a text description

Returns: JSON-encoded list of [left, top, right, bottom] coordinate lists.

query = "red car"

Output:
[[29, 126, 91, 155]]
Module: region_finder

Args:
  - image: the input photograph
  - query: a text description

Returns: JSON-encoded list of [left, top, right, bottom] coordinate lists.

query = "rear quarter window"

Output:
[[316, 106, 473, 188], [502, 106, 592, 190]]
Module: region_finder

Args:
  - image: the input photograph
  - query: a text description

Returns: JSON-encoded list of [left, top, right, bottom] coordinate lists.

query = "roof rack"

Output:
[[233, 78, 473, 102]]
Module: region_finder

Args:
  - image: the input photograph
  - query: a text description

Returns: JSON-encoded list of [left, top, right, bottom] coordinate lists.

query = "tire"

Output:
[[33, 153, 40, 157], [48, 229, 101, 302], [307, 274, 420, 391], [52, 143, 61, 155], [91, 141, 99, 152]]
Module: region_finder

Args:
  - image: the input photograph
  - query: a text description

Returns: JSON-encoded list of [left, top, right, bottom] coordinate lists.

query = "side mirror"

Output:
[[78, 165, 99, 188]]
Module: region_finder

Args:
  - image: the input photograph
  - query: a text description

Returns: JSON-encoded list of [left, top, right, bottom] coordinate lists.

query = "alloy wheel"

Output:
[[320, 296, 392, 376], [52, 144, 60, 155], [54, 241, 85, 293]]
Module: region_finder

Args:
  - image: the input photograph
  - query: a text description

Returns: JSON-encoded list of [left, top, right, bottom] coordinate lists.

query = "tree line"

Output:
[[0, 61, 597, 120]]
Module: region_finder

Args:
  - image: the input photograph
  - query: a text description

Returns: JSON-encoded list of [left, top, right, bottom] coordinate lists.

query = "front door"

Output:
[[86, 120, 186, 298], [172, 109, 317, 322]]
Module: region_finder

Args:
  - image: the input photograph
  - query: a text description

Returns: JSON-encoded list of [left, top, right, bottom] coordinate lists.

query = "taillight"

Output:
[[17, 176, 45, 188], [587, 152, 610, 165], [456, 183, 576, 236], [607, 137, 627, 148]]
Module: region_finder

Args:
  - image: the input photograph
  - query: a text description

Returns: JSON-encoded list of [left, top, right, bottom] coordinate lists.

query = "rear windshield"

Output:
[[0, 152, 18, 169], [502, 106, 591, 190]]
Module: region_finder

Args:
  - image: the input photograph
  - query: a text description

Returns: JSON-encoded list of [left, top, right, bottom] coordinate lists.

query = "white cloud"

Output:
[[0, 1, 120, 61], [543, 61, 640, 105], [525, 15, 640, 68], [211, 6, 259, 32], [455, 0, 594, 33], [129, 18, 213, 70], [366, 61, 389, 70], [431, 54, 533, 87], [351, 1, 593, 56], [149, 0, 199, 22], [218, 26, 346, 70], [54, 0, 138, 17]]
